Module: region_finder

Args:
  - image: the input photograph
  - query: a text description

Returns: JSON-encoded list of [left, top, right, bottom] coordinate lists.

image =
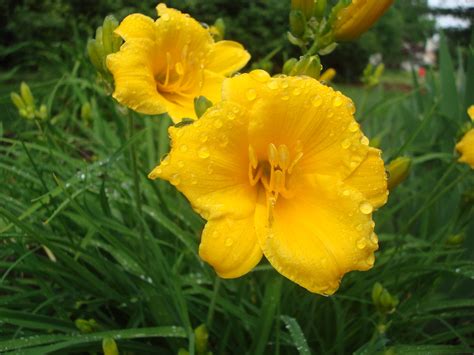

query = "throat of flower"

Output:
[[248, 143, 303, 202], [155, 48, 193, 94]]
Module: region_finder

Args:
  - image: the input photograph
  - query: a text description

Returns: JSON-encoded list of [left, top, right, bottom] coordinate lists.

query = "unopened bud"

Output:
[[387, 156, 411, 191], [333, 0, 394, 41], [210, 18, 226, 41], [37, 104, 48, 120], [289, 9, 307, 38], [102, 337, 119, 355], [102, 15, 119, 56], [372, 282, 398, 315], [283, 58, 298, 75], [20, 82, 35, 108], [445, 233, 465, 247], [10, 92, 26, 111], [194, 96, 213, 118], [319, 68, 336, 82], [290, 55, 322, 79], [291, 0, 317, 20], [194, 324, 209, 355], [88, 16, 122, 76], [314, 0, 327, 19], [81, 102, 92, 121]]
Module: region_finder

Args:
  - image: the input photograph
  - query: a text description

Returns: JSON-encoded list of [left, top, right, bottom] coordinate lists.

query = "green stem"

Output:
[[128, 114, 142, 216], [206, 277, 221, 329]]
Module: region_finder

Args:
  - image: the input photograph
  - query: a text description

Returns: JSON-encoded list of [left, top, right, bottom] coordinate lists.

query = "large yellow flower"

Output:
[[149, 70, 388, 295], [106, 3, 250, 122], [333, 0, 394, 41]]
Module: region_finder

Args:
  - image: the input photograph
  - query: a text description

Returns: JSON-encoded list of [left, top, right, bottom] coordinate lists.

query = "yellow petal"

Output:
[[200, 215, 262, 278], [106, 39, 168, 115], [255, 175, 378, 295], [468, 105, 474, 121], [456, 128, 474, 169], [344, 147, 388, 209], [223, 72, 369, 179], [148, 101, 256, 220], [206, 40, 251, 76], [115, 13, 156, 41]]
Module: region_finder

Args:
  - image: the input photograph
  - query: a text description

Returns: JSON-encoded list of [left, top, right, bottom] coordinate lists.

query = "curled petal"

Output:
[[456, 128, 474, 169], [148, 102, 256, 220], [255, 175, 378, 295], [344, 147, 388, 209], [200, 216, 262, 278], [206, 41, 251, 76], [115, 14, 157, 41]]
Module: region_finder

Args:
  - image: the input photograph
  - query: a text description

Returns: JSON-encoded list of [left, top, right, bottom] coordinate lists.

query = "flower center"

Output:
[[248, 143, 303, 201], [155, 46, 195, 95]]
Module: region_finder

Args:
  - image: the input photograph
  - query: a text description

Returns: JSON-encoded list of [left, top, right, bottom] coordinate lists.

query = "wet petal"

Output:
[[223, 72, 369, 179], [149, 101, 256, 219], [115, 13, 157, 41], [200, 215, 262, 278], [206, 40, 251, 76], [106, 39, 167, 115], [344, 147, 388, 209], [456, 128, 474, 169], [255, 175, 378, 295]]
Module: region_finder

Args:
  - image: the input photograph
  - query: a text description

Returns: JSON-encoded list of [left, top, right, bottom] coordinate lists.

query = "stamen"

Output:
[[248, 145, 258, 169], [164, 52, 172, 86], [268, 143, 278, 167], [278, 145, 290, 170], [288, 151, 303, 174]]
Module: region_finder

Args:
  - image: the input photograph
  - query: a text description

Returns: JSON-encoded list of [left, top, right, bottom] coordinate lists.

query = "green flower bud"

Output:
[[102, 15, 119, 57], [75, 318, 99, 333], [291, 0, 317, 20], [289, 9, 307, 38], [210, 18, 226, 41], [290, 55, 322, 79], [194, 324, 209, 355], [102, 337, 119, 355], [88, 16, 122, 76], [445, 233, 465, 247], [283, 58, 298, 75], [81, 102, 92, 121], [314, 0, 327, 19], [194, 96, 213, 118], [372, 282, 399, 315], [387, 156, 411, 191], [20, 82, 35, 108], [10, 92, 26, 111], [37, 104, 48, 120]]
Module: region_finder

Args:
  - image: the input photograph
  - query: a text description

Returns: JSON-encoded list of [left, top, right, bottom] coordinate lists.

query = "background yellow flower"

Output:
[[149, 71, 388, 295], [106, 3, 250, 122]]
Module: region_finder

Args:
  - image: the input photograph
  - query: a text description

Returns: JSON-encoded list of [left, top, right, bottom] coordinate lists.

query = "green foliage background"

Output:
[[0, 1, 473, 354]]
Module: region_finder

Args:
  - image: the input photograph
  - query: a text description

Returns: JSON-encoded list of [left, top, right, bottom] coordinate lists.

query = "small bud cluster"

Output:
[[372, 282, 399, 315], [10, 82, 47, 121]]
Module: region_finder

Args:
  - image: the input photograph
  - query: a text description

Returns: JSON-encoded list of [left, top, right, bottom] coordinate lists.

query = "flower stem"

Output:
[[128, 114, 142, 216]]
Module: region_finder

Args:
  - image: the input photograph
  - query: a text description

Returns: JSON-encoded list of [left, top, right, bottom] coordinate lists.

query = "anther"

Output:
[[268, 143, 279, 167], [248, 145, 258, 169], [278, 145, 290, 170]]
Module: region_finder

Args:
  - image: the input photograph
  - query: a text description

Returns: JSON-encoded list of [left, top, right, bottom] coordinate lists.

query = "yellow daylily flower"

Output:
[[333, 0, 394, 41], [149, 70, 388, 295], [106, 3, 250, 122], [456, 129, 474, 169]]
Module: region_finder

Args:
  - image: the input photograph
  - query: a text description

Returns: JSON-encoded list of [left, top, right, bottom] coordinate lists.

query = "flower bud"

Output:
[[445, 233, 465, 247], [10, 92, 26, 111], [210, 18, 225, 41], [319, 68, 336, 82], [20, 82, 35, 108], [290, 55, 322, 79], [102, 337, 119, 355], [81, 102, 92, 121], [468, 105, 474, 121], [283, 58, 298, 75], [75, 318, 99, 333], [194, 324, 209, 355], [314, 0, 327, 19], [289, 9, 307, 38], [37, 104, 48, 120], [372, 282, 398, 314], [194, 96, 213, 118], [291, 0, 316, 20], [333, 0, 394, 41], [88, 15, 122, 75], [387, 156, 411, 191]]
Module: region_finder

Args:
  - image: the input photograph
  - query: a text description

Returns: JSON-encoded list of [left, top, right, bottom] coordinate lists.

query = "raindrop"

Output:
[[341, 139, 351, 149], [333, 96, 343, 107], [292, 88, 302, 96], [246, 88, 257, 101], [198, 146, 210, 159], [170, 174, 181, 186], [348, 121, 359, 132], [360, 136, 369, 146], [214, 119, 223, 128], [179, 144, 188, 153], [311, 96, 322, 107], [225, 238, 233, 246], [267, 80, 279, 90], [359, 201, 373, 214], [356, 238, 367, 249]]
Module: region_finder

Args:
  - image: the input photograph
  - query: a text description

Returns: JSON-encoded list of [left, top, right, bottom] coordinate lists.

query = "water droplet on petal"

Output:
[[161, 13, 170, 21], [179, 144, 188, 152], [292, 88, 302, 96], [214, 119, 223, 128], [198, 147, 210, 159], [366, 253, 375, 266], [267, 80, 279, 90], [311, 96, 322, 107], [281, 95, 290, 101], [360, 136, 369, 146], [356, 238, 367, 249], [341, 139, 351, 149], [348, 121, 359, 132], [200, 133, 208, 143], [359, 201, 373, 214], [369, 233, 378, 244], [225, 238, 233, 247], [246, 88, 257, 101], [333, 96, 343, 107], [170, 174, 181, 186]]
